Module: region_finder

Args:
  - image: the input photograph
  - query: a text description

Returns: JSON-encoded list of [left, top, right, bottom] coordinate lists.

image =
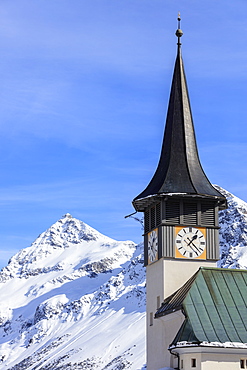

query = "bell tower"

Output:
[[132, 15, 227, 370]]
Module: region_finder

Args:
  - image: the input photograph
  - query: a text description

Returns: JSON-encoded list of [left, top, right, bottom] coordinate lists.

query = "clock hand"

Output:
[[188, 235, 201, 254], [190, 241, 200, 253], [184, 238, 198, 253], [187, 234, 198, 246]]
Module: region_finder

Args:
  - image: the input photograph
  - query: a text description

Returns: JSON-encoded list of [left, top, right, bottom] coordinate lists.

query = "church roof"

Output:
[[155, 267, 247, 347], [133, 23, 226, 212]]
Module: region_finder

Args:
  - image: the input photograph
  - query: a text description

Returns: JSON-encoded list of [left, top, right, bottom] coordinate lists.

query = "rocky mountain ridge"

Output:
[[217, 186, 247, 269]]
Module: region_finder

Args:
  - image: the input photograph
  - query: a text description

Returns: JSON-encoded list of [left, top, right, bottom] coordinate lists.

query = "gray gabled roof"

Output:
[[156, 267, 247, 346], [133, 30, 226, 212]]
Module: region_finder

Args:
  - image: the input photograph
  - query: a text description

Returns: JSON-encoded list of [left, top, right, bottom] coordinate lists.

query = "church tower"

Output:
[[132, 16, 227, 370]]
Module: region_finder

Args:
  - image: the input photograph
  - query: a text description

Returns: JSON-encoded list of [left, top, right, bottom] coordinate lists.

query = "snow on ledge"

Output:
[[172, 341, 247, 349]]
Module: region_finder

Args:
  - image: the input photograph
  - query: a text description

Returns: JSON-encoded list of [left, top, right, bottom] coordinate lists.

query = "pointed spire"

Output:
[[133, 16, 226, 211]]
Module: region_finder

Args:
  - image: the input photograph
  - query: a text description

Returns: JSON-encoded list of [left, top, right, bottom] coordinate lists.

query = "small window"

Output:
[[157, 296, 160, 309], [181, 359, 183, 369], [191, 358, 196, 368], [150, 312, 153, 326], [240, 359, 247, 369]]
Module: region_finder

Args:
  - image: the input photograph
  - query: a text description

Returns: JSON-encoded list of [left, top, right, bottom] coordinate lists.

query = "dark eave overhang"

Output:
[[133, 192, 227, 212]]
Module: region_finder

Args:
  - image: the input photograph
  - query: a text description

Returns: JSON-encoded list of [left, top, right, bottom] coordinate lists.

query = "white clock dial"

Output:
[[148, 229, 158, 263], [175, 227, 206, 259]]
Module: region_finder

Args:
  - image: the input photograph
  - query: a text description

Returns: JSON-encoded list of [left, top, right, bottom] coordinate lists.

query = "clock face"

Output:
[[175, 227, 206, 259], [148, 229, 158, 263]]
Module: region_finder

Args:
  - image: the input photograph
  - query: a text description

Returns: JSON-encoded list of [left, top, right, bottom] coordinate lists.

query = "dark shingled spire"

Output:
[[133, 16, 226, 211]]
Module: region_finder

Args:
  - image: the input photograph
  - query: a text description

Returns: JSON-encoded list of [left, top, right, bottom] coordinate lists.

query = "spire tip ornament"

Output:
[[175, 12, 183, 45]]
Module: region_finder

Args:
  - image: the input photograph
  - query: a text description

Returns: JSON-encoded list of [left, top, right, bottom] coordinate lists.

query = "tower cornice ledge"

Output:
[[133, 192, 227, 212]]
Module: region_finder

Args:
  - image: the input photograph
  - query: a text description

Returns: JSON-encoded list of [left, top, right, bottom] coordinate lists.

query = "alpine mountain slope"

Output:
[[0, 186, 246, 369]]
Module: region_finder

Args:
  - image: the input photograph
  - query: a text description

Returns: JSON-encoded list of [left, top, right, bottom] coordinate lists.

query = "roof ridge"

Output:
[[200, 266, 247, 272]]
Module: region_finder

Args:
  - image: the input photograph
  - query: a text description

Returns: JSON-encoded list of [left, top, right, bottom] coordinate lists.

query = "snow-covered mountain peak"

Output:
[[0, 215, 146, 369], [42, 212, 112, 244], [0, 215, 136, 284], [62, 213, 73, 218]]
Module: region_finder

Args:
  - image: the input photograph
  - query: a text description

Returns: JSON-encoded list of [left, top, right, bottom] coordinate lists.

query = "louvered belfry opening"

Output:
[[144, 202, 162, 233], [144, 198, 218, 233], [164, 199, 217, 228], [201, 202, 215, 226], [183, 202, 197, 225], [165, 201, 180, 224], [144, 210, 150, 234], [151, 207, 156, 230], [144, 199, 217, 234]]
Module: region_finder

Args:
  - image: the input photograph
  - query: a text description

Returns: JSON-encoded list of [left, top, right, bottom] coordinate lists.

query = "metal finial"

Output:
[[175, 12, 183, 45], [178, 12, 181, 28]]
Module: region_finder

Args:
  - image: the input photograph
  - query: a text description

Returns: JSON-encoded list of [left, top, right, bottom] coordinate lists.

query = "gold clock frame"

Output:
[[174, 226, 206, 260]]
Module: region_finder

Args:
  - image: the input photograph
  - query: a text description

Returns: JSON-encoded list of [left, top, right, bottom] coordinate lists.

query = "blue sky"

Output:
[[0, 1, 247, 267]]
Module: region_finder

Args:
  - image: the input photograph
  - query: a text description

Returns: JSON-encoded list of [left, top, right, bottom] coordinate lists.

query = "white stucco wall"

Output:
[[201, 352, 247, 370], [177, 346, 247, 370]]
